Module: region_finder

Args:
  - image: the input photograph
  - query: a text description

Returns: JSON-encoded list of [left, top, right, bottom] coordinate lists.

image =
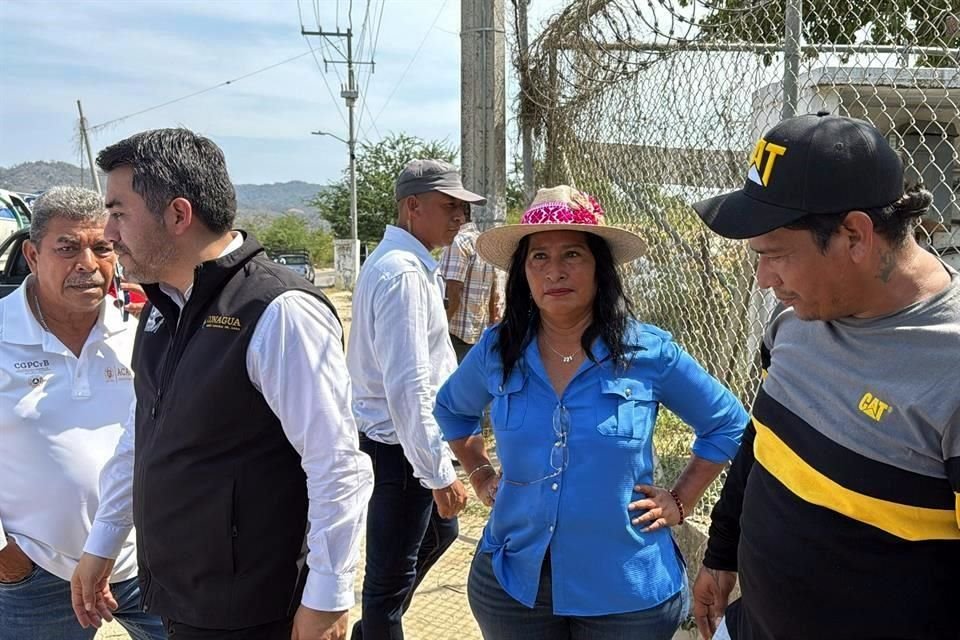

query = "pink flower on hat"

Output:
[[521, 189, 606, 226], [475, 184, 646, 271]]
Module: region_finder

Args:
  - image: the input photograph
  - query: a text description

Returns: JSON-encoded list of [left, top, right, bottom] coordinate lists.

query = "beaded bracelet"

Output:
[[467, 463, 495, 482], [668, 489, 686, 525]]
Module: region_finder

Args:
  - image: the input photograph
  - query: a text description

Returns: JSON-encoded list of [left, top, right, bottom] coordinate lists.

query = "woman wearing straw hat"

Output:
[[434, 186, 748, 639]]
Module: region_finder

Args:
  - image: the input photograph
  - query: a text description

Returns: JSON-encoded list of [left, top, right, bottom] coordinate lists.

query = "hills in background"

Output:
[[0, 161, 329, 225], [0, 161, 96, 194]]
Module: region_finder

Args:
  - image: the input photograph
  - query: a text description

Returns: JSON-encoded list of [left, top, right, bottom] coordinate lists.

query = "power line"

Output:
[[372, 0, 449, 126], [90, 50, 314, 131], [356, 0, 373, 60], [361, 99, 382, 141], [303, 36, 349, 127], [356, 0, 384, 139], [299, 0, 349, 127]]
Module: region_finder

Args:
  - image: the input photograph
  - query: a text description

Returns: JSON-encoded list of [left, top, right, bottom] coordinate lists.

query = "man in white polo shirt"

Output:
[[0, 186, 163, 639]]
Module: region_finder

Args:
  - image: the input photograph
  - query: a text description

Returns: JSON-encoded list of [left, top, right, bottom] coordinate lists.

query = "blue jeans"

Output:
[[468, 549, 689, 640], [0, 563, 165, 640], [351, 436, 460, 640]]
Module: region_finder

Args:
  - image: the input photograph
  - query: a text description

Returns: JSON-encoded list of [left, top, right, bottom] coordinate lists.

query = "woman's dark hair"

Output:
[[786, 187, 932, 252], [496, 232, 635, 381]]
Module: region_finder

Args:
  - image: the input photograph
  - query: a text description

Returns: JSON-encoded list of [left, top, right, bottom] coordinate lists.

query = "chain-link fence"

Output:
[[97, 5, 959, 638], [515, 0, 959, 516]]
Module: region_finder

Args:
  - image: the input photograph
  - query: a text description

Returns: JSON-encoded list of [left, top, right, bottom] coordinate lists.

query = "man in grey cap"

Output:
[[347, 159, 484, 639]]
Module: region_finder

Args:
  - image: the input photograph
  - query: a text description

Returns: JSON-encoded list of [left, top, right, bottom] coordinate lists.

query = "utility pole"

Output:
[[76, 100, 101, 195], [346, 32, 358, 258], [302, 25, 371, 289], [462, 0, 506, 231]]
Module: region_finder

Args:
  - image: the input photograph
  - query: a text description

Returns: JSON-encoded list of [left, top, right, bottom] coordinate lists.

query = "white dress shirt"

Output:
[[0, 279, 138, 583], [347, 225, 458, 490], [85, 233, 374, 612]]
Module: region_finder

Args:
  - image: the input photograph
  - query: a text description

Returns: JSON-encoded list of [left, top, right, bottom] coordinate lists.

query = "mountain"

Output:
[[0, 161, 328, 222], [233, 181, 326, 221], [0, 161, 102, 193]]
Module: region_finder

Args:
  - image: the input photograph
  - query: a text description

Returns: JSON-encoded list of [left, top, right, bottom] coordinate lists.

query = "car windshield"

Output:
[[278, 255, 308, 265]]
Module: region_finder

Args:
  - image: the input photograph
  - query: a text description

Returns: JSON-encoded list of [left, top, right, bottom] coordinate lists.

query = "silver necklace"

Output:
[[32, 286, 51, 333], [544, 339, 581, 364]]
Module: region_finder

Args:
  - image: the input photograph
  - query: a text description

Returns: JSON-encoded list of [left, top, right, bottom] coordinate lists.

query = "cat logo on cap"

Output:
[[747, 138, 787, 187]]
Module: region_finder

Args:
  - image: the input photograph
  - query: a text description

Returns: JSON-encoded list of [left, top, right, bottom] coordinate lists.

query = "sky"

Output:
[[0, 0, 565, 185]]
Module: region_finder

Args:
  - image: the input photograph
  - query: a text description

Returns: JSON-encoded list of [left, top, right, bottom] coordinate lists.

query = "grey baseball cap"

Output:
[[394, 159, 487, 204]]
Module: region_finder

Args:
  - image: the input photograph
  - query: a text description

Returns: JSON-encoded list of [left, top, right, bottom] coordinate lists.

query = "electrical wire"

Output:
[[303, 36, 349, 127], [90, 50, 315, 131], [372, 0, 450, 124], [356, 0, 385, 139]]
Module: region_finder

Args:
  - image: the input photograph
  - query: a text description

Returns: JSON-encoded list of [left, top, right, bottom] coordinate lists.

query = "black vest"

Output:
[[131, 234, 337, 628]]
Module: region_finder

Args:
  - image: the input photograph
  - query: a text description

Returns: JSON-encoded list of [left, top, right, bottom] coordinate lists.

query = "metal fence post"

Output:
[[782, 0, 803, 120]]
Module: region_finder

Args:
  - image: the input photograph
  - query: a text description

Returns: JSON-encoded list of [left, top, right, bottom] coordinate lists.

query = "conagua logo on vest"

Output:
[[858, 391, 892, 422], [204, 314, 242, 331], [747, 137, 787, 187]]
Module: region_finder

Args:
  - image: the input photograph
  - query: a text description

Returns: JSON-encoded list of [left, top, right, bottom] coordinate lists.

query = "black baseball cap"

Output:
[[692, 113, 904, 239], [394, 159, 487, 205]]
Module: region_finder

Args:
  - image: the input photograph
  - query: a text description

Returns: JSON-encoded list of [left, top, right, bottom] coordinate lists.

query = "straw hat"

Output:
[[476, 185, 647, 270]]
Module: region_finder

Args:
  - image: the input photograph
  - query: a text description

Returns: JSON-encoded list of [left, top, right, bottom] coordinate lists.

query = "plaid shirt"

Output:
[[439, 223, 502, 344]]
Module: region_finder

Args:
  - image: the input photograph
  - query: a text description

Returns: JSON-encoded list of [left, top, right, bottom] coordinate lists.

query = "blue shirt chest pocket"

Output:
[[596, 377, 657, 440], [489, 370, 527, 432]]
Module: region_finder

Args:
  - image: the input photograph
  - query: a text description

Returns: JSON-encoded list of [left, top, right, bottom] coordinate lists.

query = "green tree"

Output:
[[310, 133, 457, 245], [693, 1, 958, 67], [244, 212, 334, 267], [505, 155, 528, 224]]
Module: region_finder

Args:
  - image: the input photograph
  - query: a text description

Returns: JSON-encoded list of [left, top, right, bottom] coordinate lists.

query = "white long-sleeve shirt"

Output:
[[0, 280, 138, 584], [85, 233, 373, 612], [347, 225, 458, 490]]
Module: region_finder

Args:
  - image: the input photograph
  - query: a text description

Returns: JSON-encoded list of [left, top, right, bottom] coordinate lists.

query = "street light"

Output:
[[311, 130, 349, 146], [312, 128, 359, 288]]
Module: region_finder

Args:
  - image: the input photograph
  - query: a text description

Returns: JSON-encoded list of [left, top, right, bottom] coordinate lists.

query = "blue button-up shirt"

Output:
[[435, 320, 747, 615]]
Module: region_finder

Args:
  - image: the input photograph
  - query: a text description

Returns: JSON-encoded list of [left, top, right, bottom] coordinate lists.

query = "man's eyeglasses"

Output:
[[502, 403, 570, 487]]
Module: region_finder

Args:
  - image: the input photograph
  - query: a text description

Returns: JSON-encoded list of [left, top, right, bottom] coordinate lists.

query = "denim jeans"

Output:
[[351, 436, 460, 640], [468, 549, 689, 640], [0, 563, 165, 640]]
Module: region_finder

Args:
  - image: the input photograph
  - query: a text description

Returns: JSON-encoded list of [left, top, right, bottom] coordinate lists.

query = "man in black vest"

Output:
[[71, 128, 374, 640]]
